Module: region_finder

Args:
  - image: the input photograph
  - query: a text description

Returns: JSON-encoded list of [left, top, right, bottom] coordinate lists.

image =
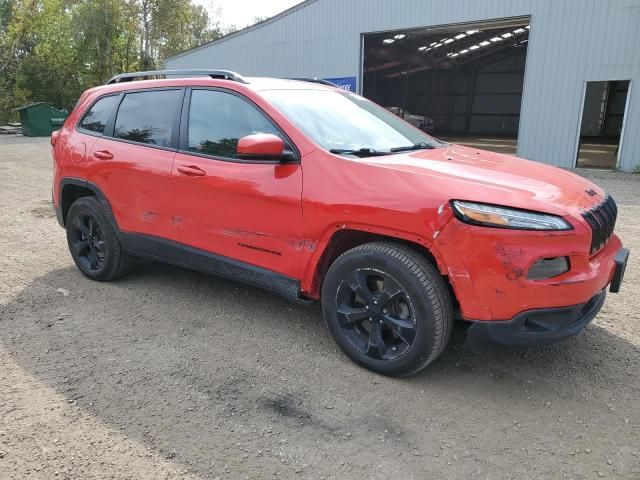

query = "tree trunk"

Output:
[[141, 0, 151, 69]]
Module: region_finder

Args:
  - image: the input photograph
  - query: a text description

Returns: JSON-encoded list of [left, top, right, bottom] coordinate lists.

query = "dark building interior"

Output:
[[362, 18, 629, 169], [363, 19, 529, 148]]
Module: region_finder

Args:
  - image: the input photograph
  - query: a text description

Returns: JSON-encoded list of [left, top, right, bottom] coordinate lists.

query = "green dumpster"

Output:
[[12, 102, 68, 137]]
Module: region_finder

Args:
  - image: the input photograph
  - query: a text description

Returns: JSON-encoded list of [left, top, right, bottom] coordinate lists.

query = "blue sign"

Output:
[[323, 76, 357, 92]]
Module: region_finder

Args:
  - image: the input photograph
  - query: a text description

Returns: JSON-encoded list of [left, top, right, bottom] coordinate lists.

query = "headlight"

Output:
[[451, 200, 572, 231]]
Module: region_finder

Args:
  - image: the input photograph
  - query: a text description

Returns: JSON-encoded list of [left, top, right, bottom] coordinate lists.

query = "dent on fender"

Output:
[[304, 239, 318, 252], [432, 202, 453, 239]]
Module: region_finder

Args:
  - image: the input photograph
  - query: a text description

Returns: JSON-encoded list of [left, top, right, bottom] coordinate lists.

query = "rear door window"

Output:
[[187, 89, 281, 158], [114, 89, 181, 147], [79, 95, 119, 134]]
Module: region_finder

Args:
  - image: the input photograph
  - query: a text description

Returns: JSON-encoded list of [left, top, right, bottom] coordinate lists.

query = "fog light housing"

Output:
[[527, 257, 570, 280]]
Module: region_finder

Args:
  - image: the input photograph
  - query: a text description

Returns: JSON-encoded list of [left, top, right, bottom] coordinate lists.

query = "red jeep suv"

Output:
[[51, 69, 629, 376]]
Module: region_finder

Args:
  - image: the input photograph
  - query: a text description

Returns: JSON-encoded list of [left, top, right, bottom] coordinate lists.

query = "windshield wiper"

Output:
[[329, 148, 392, 157], [390, 142, 434, 153]]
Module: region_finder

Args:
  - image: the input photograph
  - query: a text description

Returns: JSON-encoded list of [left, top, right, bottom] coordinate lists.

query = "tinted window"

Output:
[[114, 90, 181, 147], [79, 95, 119, 134], [188, 90, 280, 158]]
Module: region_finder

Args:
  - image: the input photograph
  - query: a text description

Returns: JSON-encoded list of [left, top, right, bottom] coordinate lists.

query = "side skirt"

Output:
[[118, 232, 307, 304]]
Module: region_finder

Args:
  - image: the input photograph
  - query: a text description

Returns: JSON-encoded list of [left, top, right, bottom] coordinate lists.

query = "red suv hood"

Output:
[[362, 145, 604, 217]]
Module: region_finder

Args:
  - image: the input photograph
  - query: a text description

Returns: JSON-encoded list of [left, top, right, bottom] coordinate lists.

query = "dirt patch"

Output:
[[1, 138, 639, 479], [30, 199, 56, 219]]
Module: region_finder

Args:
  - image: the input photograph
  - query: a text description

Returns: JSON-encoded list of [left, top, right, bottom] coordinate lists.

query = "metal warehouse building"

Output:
[[166, 0, 640, 172]]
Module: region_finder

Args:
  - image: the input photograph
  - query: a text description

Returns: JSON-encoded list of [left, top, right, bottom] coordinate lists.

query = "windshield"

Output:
[[260, 89, 444, 155]]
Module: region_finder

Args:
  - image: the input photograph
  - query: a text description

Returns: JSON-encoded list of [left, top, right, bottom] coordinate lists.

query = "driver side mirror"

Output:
[[236, 133, 297, 162]]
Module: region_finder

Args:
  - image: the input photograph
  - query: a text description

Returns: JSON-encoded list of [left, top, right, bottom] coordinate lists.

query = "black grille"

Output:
[[582, 195, 617, 255]]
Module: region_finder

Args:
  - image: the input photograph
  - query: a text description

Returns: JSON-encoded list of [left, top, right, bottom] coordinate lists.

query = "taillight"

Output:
[[51, 130, 59, 147]]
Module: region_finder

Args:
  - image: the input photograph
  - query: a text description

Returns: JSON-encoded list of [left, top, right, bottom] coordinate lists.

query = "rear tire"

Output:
[[321, 242, 453, 377], [66, 196, 131, 281]]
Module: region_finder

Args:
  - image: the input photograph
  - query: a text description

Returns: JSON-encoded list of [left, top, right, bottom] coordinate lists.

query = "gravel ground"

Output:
[[1, 136, 639, 479]]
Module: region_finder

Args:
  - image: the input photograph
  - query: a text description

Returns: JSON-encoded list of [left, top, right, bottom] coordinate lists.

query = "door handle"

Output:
[[94, 150, 113, 160], [177, 165, 206, 177]]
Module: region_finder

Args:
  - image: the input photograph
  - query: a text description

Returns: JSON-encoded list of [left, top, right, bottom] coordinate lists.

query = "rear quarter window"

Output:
[[79, 95, 120, 134]]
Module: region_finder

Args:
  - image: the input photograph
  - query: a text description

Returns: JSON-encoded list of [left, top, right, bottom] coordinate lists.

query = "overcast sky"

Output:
[[195, 0, 303, 30]]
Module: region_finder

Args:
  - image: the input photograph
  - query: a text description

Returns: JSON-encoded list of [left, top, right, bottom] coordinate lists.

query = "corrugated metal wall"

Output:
[[166, 0, 640, 171]]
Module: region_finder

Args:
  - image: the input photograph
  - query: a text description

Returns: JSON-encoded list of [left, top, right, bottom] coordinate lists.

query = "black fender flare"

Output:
[[58, 177, 118, 229]]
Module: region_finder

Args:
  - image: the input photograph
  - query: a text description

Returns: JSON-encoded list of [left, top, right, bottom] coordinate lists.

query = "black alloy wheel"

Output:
[[322, 242, 453, 377], [335, 268, 416, 361], [70, 213, 106, 271], [65, 196, 131, 281]]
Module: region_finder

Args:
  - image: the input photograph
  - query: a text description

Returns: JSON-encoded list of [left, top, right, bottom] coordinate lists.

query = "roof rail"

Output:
[[106, 69, 247, 85], [288, 77, 337, 87]]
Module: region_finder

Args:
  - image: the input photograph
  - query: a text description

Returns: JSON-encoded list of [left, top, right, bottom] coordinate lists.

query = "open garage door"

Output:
[[362, 17, 530, 155]]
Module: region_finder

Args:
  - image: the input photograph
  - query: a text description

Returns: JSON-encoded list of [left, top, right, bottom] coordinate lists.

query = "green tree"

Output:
[[140, 0, 220, 68], [0, 0, 222, 123]]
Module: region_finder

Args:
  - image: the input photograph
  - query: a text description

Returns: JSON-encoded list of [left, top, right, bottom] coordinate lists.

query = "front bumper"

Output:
[[463, 247, 629, 347], [435, 214, 625, 321], [465, 289, 606, 347]]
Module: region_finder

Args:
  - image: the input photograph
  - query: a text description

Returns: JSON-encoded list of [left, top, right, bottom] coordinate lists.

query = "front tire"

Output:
[[321, 242, 453, 377], [66, 196, 131, 281]]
